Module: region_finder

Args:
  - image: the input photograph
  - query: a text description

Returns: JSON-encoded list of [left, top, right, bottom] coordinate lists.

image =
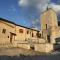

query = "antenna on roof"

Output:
[[46, 2, 51, 10]]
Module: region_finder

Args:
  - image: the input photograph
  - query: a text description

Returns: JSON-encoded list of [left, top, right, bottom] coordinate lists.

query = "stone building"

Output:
[[41, 8, 60, 50], [0, 18, 16, 47], [0, 18, 53, 53], [41, 8, 58, 43], [0, 18, 41, 49], [0, 8, 60, 53]]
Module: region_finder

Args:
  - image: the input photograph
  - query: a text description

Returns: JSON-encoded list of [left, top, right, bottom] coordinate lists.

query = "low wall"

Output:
[[17, 43, 53, 53], [34, 44, 45, 52], [39, 39, 45, 43], [0, 43, 14, 48], [17, 43, 30, 49], [34, 43, 53, 53], [0, 42, 53, 53], [14, 39, 53, 53], [45, 43, 53, 52]]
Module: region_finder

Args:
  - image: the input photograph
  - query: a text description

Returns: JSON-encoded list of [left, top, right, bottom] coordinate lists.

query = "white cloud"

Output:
[[51, 3, 60, 12], [18, 0, 29, 7], [35, 0, 50, 12], [18, 0, 50, 12], [18, 0, 60, 13], [18, 0, 60, 29], [36, 4, 48, 12]]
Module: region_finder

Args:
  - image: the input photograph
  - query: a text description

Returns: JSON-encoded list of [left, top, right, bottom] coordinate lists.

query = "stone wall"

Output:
[[34, 43, 53, 53], [17, 43, 30, 49], [0, 21, 15, 45], [16, 42, 53, 53]]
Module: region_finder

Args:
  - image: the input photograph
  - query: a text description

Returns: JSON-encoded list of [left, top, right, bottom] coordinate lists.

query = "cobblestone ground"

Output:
[[0, 48, 60, 60]]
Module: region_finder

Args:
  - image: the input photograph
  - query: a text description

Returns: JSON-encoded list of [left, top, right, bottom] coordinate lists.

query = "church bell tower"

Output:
[[40, 7, 58, 43]]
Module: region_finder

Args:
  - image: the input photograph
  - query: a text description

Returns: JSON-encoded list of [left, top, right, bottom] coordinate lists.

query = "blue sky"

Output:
[[0, 0, 60, 30]]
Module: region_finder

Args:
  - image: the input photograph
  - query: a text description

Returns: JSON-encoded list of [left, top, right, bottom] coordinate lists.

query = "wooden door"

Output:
[[10, 33, 13, 43]]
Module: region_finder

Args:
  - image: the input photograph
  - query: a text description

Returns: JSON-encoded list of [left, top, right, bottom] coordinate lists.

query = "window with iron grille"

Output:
[[19, 29, 23, 33], [47, 35, 50, 43], [46, 24, 47, 30], [36, 31, 41, 38], [32, 33, 34, 37], [27, 30, 29, 34], [2, 29, 6, 33]]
